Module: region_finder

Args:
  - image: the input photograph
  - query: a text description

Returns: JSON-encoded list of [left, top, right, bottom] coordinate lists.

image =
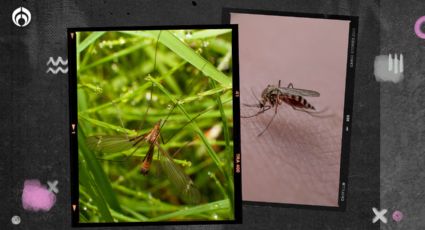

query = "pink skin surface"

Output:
[[22, 180, 56, 212], [231, 13, 350, 206]]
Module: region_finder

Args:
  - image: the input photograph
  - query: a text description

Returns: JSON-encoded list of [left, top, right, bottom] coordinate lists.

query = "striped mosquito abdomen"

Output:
[[281, 94, 315, 110], [140, 120, 162, 175], [140, 145, 155, 175]]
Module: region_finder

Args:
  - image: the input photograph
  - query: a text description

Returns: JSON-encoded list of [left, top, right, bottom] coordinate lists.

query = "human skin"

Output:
[[231, 13, 350, 206]]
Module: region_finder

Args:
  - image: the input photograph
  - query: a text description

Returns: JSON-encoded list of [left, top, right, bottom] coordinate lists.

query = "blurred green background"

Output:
[[75, 29, 235, 223]]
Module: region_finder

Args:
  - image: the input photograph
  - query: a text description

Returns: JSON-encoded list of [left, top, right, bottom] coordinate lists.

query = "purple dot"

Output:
[[392, 210, 403, 222]]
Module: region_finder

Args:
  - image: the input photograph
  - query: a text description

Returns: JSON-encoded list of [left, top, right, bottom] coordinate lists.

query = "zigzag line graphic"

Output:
[[47, 57, 68, 66], [46, 67, 68, 74]]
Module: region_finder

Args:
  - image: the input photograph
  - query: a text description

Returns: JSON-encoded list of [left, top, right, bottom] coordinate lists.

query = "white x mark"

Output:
[[47, 180, 59, 194], [372, 207, 387, 224]]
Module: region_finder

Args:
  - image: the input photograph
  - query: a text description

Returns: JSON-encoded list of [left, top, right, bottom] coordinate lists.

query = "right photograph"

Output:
[[225, 9, 358, 208]]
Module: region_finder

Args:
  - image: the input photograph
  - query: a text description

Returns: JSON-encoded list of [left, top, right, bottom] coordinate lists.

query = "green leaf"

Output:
[[189, 29, 232, 40], [77, 32, 106, 54], [129, 30, 232, 87], [149, 199, 230, 221], [147, 76, 226, 177], [78, 127, 122, 214]]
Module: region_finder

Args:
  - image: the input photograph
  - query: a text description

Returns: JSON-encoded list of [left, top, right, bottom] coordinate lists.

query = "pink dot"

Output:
[[392, 210, 403, 222]]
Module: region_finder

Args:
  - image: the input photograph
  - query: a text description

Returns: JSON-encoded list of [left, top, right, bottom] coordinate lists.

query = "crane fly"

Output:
[[85, 119, 201, 204], [84, 30, 203, 204], [242, 80, 320, 136]]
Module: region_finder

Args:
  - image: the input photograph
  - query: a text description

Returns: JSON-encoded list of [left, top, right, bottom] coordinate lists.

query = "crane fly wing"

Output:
[[279, 87, 320, 97], [86, 135, 139, 154], [156, 144, 201, 204]]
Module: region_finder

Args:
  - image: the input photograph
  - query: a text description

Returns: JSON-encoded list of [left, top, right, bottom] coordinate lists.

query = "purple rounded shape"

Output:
[[22, 180, 56, 212], [414, 16, 425, 39], [392, 210, 403, 222]]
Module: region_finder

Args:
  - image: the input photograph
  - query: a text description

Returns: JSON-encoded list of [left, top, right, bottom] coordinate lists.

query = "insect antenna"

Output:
[[137, 30, 163, 132], [242, 87, 262, 108], [241, 88, 262, 117]]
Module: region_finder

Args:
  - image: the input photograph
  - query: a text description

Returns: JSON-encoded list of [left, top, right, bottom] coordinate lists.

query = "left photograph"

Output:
[[68, 26, 241, 226]]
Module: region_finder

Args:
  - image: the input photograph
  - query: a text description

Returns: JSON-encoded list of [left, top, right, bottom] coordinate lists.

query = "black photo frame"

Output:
[[223, 8, 358, 211], [68, 24, 242, 226]]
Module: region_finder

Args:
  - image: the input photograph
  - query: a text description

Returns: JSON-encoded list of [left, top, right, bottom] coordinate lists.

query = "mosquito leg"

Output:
[[160, 63, 203, 143], [138, 31, 163, 131], [160, 103, 176, 131], [278, 80, 281, 87], [243, 103, 261, 108], [138, 81, 153, 131], [257, 93, 281, 136], [96, 145, 141, 163], [288, 83, 294, 88], [171, 140, 195, 158], [241, 106, 271, 118], [164, 99, 232, 144], [111, 100, 130, 141], [275, 99, 279, 113], [258, 105, 278, 136]]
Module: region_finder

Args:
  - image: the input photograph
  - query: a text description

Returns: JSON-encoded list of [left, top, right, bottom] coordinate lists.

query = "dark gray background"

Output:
[[380, 0, 425, 230], [0, 0, 421, 229]]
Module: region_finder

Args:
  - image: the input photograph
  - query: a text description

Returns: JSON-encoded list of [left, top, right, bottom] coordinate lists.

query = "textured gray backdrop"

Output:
[[0, 0, 422, 229], [380, 0, 425, 230]]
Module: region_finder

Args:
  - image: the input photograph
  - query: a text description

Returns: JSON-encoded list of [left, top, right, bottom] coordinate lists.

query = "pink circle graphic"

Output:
[[414, 16, 425, 39], [392, 210, 403, 222]]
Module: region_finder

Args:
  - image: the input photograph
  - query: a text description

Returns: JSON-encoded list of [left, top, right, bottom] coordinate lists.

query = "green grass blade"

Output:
[[79, 60, 186, 115], [178, 86, 231, 104], [157, 30, 231, 87], [149, 199, 230, 221], [210, 79, 234, 218], [78, 83, 150, 114], [189, 29, 232, 40], [134, 30, 231, 87], [79, 113, 137, 135], [79, 152, 113, 222], [147, 76, 225, 177], [77, 32, 106, 54], [210, 80, 231, 150], [79, 41, 148, 72], [78, 127, 122, 213]]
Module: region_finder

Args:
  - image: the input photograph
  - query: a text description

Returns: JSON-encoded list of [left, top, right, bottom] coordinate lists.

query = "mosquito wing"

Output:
[[278, 87, 320, 97], [156, 145, 201, 204], [86, 135, 140, 154]]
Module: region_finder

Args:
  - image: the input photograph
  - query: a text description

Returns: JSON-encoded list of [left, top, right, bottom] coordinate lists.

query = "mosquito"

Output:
[[86, 119, 201, 204], [242, 80, 321, 136]]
